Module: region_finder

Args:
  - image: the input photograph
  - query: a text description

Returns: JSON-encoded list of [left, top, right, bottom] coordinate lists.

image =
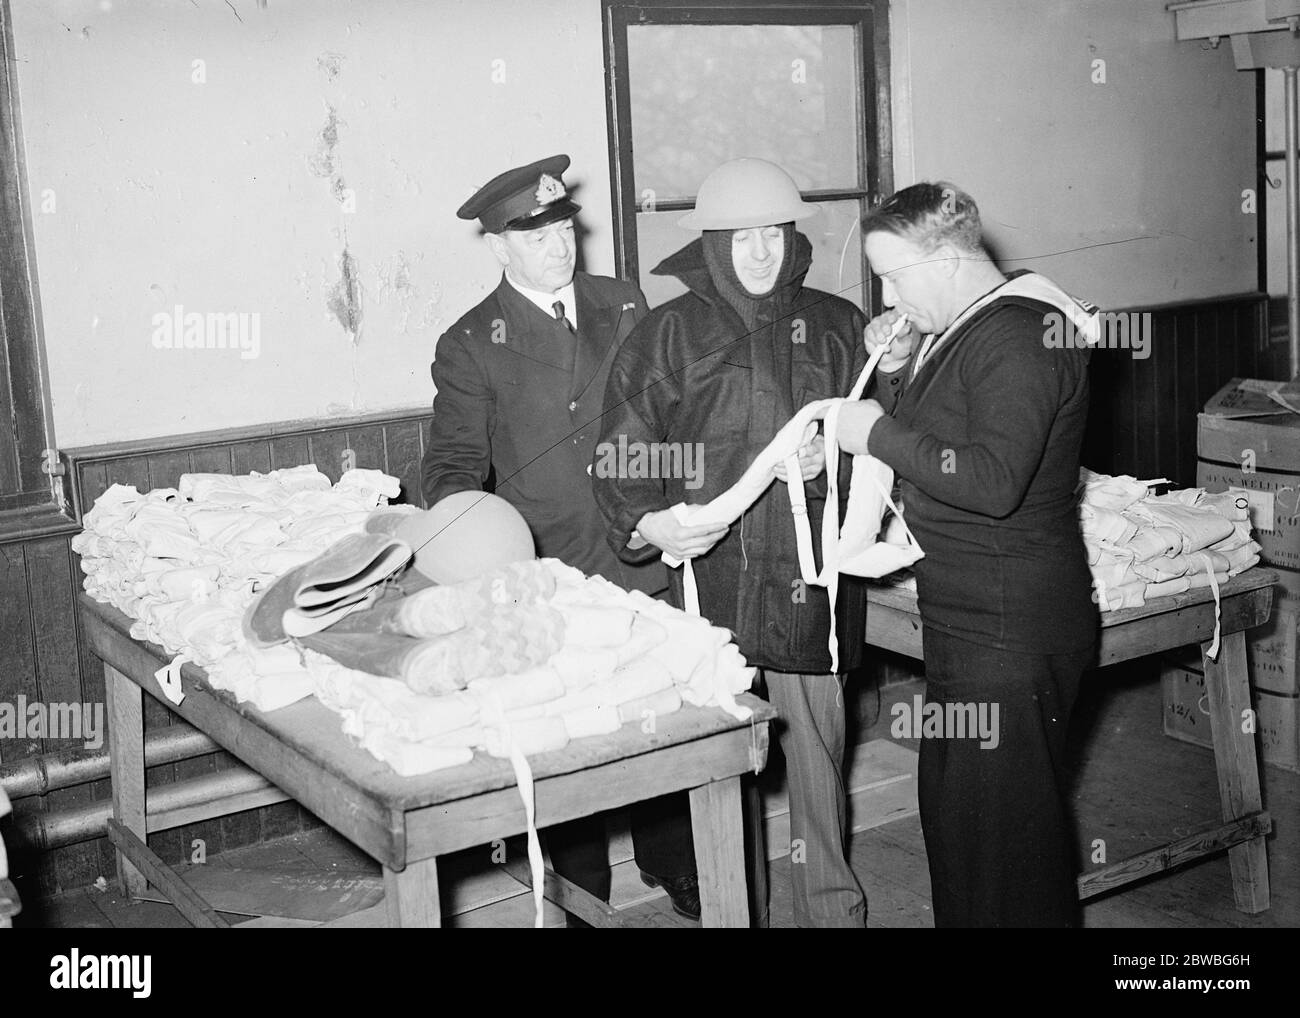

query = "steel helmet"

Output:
[[396, 491, 535, 583], [678, 158, 817, 231]]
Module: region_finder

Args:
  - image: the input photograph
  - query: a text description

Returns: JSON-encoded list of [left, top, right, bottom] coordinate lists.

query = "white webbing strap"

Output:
[[676, 315, 917, 660], [505, 740, 546, 929], [488, 689, 546, 928], [1198, 552, 1223, 661], [784, 320, 920, 671]]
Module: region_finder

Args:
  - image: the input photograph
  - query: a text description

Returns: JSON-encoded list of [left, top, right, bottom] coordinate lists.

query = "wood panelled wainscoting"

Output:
[[0, 408, 432, 903], [1082, 292, 1279, 487], [0, 292, 1280, 905]]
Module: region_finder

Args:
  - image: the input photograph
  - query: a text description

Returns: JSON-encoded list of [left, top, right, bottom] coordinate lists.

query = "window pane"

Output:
[[627, 23, 861, 202], [635, 200, 865, 311]]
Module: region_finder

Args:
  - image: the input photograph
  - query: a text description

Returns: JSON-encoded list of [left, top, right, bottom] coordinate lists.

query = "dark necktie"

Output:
[[552, 299, 574, 333]]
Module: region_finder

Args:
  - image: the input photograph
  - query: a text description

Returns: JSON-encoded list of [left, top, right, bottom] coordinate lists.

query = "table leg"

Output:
[[105, 663, 147, 897], [1202, 631, 1270, 913], [383, 856, 441, 927], [689, 776, 750, 928], [743, 775, 769, 928]]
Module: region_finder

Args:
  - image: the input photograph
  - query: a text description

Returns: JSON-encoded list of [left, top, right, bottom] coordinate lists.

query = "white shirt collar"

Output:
[[505, 274, 577, 330]]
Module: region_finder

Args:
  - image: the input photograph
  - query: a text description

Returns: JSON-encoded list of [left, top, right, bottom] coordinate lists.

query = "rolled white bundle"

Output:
[[468, 666, 566, 713], [238, 672, 315, 712], [613, 616, 669, 665], [618, 686, 682, 725], [558, 605, 635, 646], [544, 658, 673, 716], [550, 646, 619, 691], [483, 717, 568, 758], [310, 662, 481, 742], [562, 705, 623, 740], [268, 464, 333, 494], [358, 729, 473, 776], [337, 468, 402, 502], [425, 724, 489, 748], [136, 564, 222, 600]]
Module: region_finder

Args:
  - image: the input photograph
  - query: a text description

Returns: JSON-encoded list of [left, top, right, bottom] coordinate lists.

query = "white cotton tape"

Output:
[[505, 739, 545, 929], [489, 688, 546, 929], [1199, 552, 1222, 661]]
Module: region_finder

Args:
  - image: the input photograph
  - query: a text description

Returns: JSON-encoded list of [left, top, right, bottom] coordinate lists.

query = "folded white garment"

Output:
[[336, 468, 402, 502], [238, 671, 316, 712], [1121, 526, 1183, 561], [1123, 502, 1234, 554], [135, 565, 221, 601], [550, 645, 620, 691], [470, 667, 567, 715], [562, 706, 624, 740], [357, 730, 473, 776], [618, 686, 682, 725], [559, 605, 636, 646], [614, 616, 669, 664], [1094, 580, 1146, 611], [1079, 504, 1137, 546], [1142, 576, 1191, 599], [544, 658, 675, 716], [189, 509, 281, 547], [1078, 470, 1155, 511], [483, 717, 568, 758]]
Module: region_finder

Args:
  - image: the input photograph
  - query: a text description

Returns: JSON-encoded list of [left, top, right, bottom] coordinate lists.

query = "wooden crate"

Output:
[[1161, 662, 1300, 773]]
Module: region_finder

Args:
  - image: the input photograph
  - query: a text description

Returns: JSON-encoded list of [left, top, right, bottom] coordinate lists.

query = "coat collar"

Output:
[[901, 270, 1036, 408], [650, 232, 814, 310], [652, 233, 814, 372]]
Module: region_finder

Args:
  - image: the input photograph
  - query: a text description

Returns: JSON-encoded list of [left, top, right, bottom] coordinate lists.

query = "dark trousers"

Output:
[[918, 626, 1091, 928], [545, 794, 696, 902]]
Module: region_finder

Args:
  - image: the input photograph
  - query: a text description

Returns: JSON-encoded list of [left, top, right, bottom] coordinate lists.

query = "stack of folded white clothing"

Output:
[[76, 475, 757, 777], [1078, 468, 1260, 612], [72, 465, 401, 674], [306, 559, 756, 776]]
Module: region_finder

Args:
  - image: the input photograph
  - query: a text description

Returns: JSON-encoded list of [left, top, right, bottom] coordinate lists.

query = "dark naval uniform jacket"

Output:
[[421, 271, 667, 595]]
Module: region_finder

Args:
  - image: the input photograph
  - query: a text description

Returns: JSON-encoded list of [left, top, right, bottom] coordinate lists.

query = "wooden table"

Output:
[[864, 568, 1276, 913], [79, 593, 774, 928]]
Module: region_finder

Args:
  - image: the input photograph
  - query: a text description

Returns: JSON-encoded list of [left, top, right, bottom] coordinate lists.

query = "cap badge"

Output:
[[535, 173, 566, 206]]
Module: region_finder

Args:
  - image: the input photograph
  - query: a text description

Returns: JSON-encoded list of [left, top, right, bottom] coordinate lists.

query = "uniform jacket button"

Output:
[[569, 401, 577, 411]]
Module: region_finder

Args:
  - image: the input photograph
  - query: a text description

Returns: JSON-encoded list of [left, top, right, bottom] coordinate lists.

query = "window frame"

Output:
[[0, 0, 67, 536], [601, 0, 891, 312]]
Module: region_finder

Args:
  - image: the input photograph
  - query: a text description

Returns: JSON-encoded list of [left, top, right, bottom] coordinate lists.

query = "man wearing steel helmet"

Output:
[[421, 154, 699, 923], [594, 158, 869, 927]]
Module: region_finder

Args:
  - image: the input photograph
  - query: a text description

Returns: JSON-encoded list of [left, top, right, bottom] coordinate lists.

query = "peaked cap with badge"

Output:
[[456, 154, 582, 233]]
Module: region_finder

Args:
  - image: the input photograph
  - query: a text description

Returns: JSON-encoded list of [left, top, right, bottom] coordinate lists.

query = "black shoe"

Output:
[[640, 871, 701, 922]]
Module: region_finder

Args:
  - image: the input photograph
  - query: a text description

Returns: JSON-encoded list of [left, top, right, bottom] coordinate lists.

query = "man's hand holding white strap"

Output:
[[865, 311, 916, 374], [635, 508, 729, 563], [836, 399, 887, 455], [772, 424, 825, 483]]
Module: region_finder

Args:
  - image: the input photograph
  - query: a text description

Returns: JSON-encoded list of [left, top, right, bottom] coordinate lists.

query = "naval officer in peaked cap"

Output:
[[420, 154, 702, 923]]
